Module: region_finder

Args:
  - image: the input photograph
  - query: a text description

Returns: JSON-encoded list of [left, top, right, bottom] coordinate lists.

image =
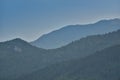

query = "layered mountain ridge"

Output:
[[16, 44, 120, 80], [0, 18, 120, 80], [31, 18, 120, 49], [0, 29, 120, 80]]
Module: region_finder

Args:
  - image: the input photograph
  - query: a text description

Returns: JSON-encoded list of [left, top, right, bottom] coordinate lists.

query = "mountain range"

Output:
[[31, 18, 120, 49], [0, 29, 120, 80], [16, 44, 120, 80], [0, 39, 47, 79]]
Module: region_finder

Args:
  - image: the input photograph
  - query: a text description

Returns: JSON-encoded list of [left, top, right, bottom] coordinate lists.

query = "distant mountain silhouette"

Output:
[[31, 18, 120, 49], [16, 45, 120, 80], [47, 29, 120, 61], [1, 29, 120, 80]]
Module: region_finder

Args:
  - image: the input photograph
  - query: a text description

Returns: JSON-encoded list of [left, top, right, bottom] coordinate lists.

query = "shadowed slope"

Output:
[[16, 45, 120, 80]]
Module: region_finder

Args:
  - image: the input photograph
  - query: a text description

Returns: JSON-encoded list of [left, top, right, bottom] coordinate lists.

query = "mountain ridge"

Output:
[[31, 18, 120, 49], [15, 44, 120, 80], [1, 29, 120, 80]]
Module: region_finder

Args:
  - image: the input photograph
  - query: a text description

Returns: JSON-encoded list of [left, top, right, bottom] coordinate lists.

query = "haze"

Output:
[[1, 0, 120, 42]]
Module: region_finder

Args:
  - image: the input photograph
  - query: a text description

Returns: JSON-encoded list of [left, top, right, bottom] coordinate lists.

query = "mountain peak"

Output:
[[96, 18, 120, 24], [0, 38, 31, 49], [7, 38, 28, 44], [11, 38, 26, 42]]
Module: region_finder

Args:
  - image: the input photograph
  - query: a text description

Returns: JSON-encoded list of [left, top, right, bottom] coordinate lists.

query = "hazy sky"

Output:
[[0, 0, 120, 42]]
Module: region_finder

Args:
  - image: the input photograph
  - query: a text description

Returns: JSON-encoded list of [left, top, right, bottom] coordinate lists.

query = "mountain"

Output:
[[47, 29, 120, 61], [0, 38, 48, 80], [16, 44, 120, 80], [31, 18, 120, 49], [1, 29, 120, 80]]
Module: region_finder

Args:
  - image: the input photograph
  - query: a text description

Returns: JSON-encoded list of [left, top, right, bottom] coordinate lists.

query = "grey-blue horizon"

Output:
[[1, 0, 120, 42]]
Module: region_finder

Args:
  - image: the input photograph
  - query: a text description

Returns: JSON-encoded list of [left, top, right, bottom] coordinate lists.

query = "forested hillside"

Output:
[[16, 45, 120, 80], [0, 30, 120, 80]]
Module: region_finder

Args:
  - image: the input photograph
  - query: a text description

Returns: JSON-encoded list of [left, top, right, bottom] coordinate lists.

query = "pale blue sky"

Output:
[[0, 0, 120, 42]]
